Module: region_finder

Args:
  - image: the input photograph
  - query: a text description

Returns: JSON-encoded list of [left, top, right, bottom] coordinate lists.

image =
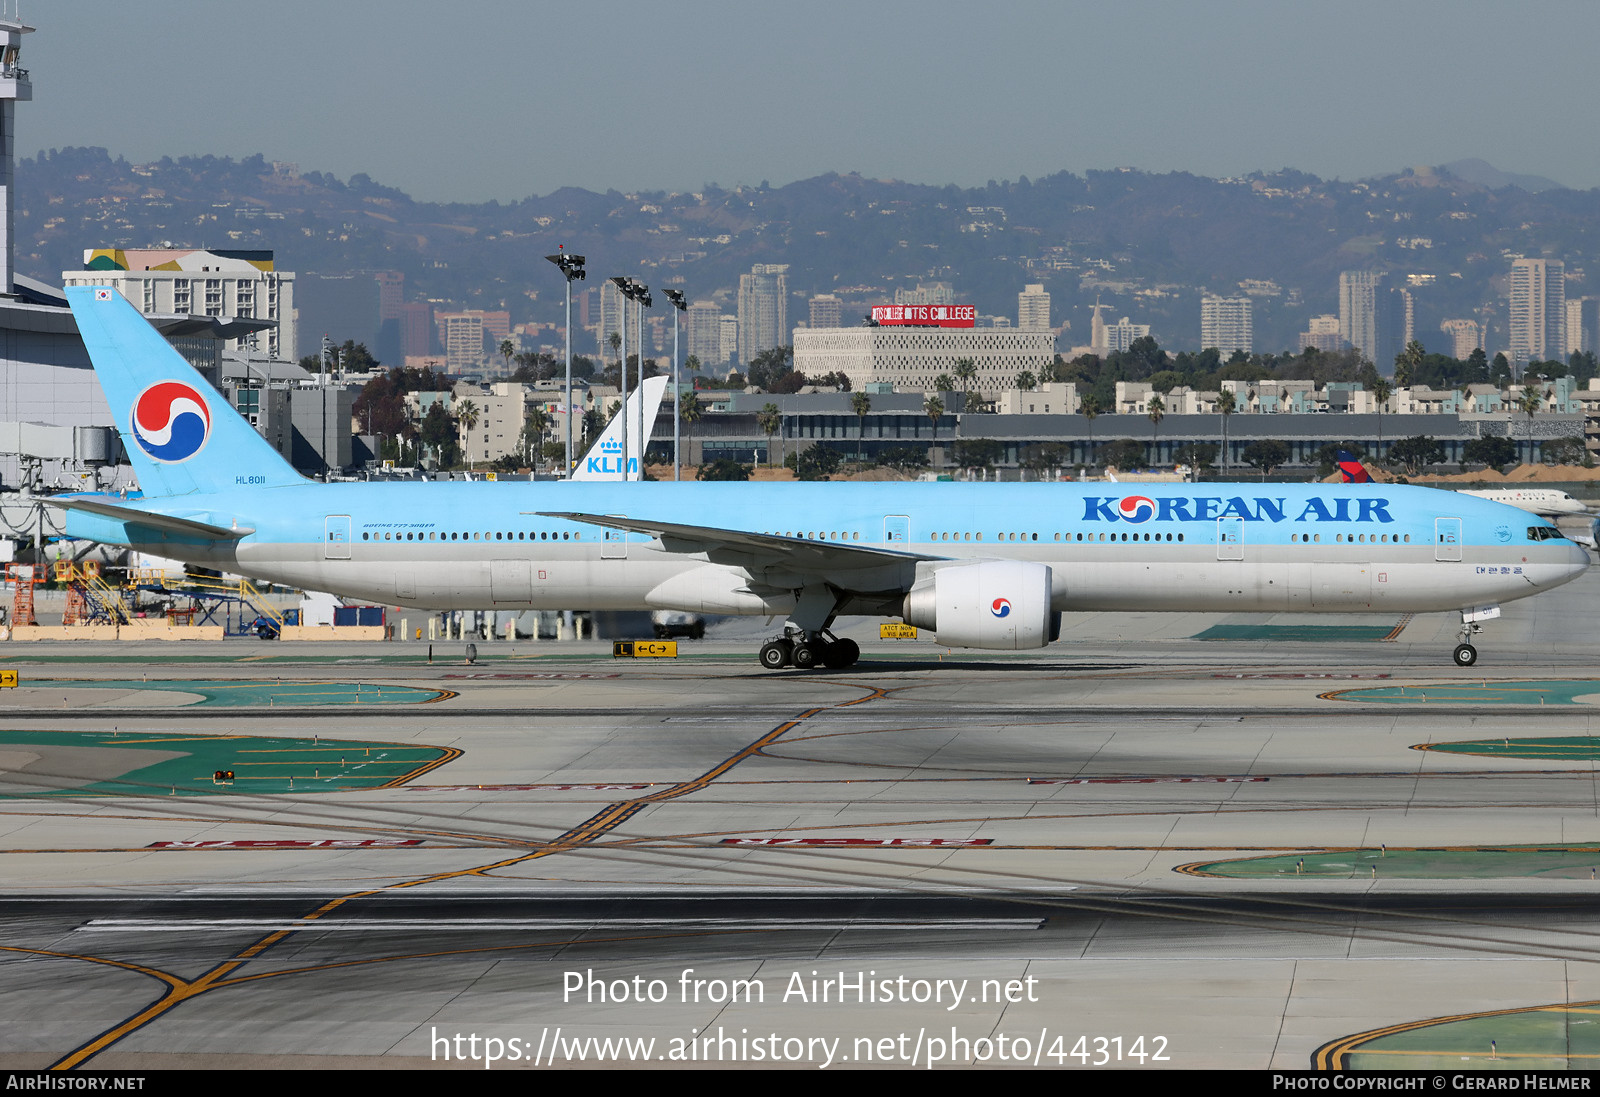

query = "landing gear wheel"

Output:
[[823, 638, 860, 669], [791, 643, 819, 670], [1453, 643, 1478, 667], [759, 641, 790, 670]]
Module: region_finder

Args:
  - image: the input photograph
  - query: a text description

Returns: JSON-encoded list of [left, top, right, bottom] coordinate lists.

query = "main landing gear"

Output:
[[757, 629, 860, 671]]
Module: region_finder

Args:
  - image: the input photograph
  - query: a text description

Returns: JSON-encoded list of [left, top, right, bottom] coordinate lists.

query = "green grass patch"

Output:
[[0, 728, 458, 797]]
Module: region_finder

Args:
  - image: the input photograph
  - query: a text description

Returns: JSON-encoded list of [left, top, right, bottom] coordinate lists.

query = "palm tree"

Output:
[[1394, 340, 1424, 388], [952, 357, 977, 409], [456, 399, 479, 470], [850, 390, 872, 463], [499, 339, 515, 375], [678, 391, 702, 471], [1518, 386, 1544, 465], [757, 402, 781, 467], [1369, 377, 1393, 465], [1216, 388, 1236, 474], [1147, 394, 1165, 466], [933, 373, 955, 393], [924, 395, 944, 472], [522, 405, 549, 473], [1080, 393, 1101, 468], [1015, 370, 1037, 392]]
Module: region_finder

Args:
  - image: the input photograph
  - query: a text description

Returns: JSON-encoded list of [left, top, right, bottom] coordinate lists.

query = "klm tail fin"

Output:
[[66, 286, 305, 497], [571, 375, 669, 481]]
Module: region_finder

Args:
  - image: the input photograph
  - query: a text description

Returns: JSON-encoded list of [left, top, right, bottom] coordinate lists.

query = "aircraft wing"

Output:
[[43, 497, 254, 541], [536, 510, 940, 571]]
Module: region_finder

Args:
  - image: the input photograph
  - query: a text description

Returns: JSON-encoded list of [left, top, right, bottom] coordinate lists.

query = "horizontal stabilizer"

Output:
[[43, 497, 253, 541]]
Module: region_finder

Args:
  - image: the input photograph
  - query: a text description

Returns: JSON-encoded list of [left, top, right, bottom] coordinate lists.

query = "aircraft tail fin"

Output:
[[571, 375, 669, 481], [66, 286, 306, 497], [1337, 449, 1372, 484]]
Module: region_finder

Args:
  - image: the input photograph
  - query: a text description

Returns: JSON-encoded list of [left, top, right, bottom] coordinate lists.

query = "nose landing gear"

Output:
[[1451, 605, 1501, 667]]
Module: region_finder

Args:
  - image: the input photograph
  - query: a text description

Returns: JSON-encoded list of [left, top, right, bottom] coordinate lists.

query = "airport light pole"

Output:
[[628, 280, 651, 478], [544, 249, 585, 477], [609, 277, 633, 478], [663, 289, 687, 481]]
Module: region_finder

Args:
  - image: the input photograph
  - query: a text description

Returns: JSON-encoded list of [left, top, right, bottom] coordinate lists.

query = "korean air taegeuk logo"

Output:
[[130, 381, 212, 463]]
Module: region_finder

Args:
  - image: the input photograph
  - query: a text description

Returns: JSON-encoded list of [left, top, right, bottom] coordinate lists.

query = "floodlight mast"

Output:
[[609, 276, 632, 477], [663, 289, 687, 480], [629, 280, 651, 477], [544, 249, 585, 476]]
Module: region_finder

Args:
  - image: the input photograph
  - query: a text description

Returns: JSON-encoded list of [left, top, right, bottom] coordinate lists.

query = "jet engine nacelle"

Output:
[[901, 560, 1055, 650]]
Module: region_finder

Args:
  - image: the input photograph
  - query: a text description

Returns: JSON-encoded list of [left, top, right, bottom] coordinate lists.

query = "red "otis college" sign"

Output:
[[870, 305, 976, 327]]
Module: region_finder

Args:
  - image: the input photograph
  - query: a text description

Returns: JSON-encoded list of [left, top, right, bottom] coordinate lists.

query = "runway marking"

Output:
[[409, 783, 655, 792], [76, 916, 1042, 933], [146, 839, 424, 849], [1028, 776, 1267, 785], [720, 838, 994, 847]]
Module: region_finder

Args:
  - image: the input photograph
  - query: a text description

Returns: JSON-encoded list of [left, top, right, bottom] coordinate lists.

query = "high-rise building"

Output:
[[719, 315, 739, 367], [596, 279, 627, 360], [686, 301, 723, 364], [737, 264, 787, 364], [1564, 297, 1597, 357], [1103, 317, 1150, 353], [1017, 284, 1051, 331], [1300, 315, 1345, 353], [1200, 295, 1252, 357], [65, 248, 296, 361], [436, 312, 486, 373], [401, 301, 434, 360], [1338, 271, 1381, 363], [1439, 318, 1483, 360], [1508, 258, 1565, 367], [1375, 287, 1408, 370], [809, 293, 842, 329]]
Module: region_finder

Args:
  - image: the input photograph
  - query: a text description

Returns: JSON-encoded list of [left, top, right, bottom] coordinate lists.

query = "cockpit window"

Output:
[[1528, 526, 1567, 541]]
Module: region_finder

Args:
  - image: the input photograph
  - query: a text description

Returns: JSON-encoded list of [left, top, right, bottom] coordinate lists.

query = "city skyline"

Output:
[[24, 2, 1600, 204]]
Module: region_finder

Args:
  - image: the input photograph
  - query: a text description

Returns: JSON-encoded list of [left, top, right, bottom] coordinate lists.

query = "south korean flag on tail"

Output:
[[93, 288, 113, 301]]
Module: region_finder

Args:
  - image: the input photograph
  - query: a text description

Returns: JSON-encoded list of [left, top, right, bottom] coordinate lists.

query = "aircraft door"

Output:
[[883, 515, 909, 544], [602, 515, 628, 560], [1216, 517, 1244, 560], [1434, 517, 1462, 562], [325, 515, 351, 560], [491, 559, 532, 603]]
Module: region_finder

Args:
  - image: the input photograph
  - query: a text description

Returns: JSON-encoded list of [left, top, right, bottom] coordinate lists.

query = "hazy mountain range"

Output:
[[18, 149, 1597, 358]]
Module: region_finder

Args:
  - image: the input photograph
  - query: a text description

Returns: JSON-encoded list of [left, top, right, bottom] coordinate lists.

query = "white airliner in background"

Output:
[[45, 287, 1591, 670], [1458, 488, 1592, 518]]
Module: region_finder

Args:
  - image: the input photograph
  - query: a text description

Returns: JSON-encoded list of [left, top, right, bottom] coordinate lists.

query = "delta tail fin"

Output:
[[571, 374, 669, 481], [1337, 449, 1372, 483], [65, 285, 306, 497]]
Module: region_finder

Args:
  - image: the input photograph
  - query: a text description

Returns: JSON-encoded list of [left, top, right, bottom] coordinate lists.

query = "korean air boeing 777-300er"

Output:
[[48, 286, 1590, 669]]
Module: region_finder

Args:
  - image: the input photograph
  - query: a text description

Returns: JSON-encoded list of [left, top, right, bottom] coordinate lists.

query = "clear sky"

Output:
[[18, 1, 1600, 202]]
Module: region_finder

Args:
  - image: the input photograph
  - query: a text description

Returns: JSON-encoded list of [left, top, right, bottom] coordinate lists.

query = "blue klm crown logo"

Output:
[[588, 435, 637, 475]]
